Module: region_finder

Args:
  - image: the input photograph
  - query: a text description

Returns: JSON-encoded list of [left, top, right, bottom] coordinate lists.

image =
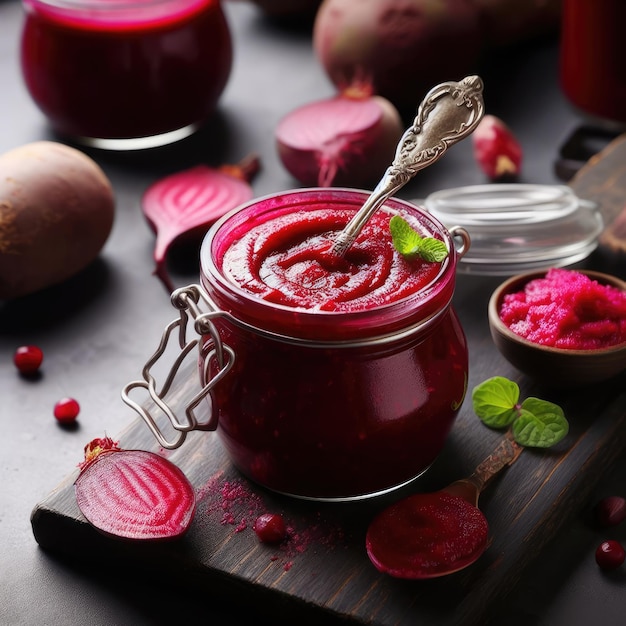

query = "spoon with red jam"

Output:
[[366, 432, 522, 579]]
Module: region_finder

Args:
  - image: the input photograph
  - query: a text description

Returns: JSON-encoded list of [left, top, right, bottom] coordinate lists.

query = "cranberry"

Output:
[[14, 345, 44, 375], [54, 397, 80, 423], [595, 540, 625, 571], [253, 513, 287, 544], [593, 496, 626, 528]]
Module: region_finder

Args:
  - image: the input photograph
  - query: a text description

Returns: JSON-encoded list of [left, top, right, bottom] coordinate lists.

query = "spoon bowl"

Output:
[[365, 434, 522, 579]]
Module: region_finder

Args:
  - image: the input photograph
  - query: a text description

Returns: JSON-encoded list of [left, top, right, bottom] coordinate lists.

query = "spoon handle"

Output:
[[467, 431, 524, 494], [331, 75, 485, 257]]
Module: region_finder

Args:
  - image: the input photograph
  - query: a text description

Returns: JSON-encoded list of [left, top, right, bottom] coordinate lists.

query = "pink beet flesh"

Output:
[[75, 449, 196, 540], [142, 158, 258, 293], [275, 93, 402, 188], [366, 491, 489, 579]]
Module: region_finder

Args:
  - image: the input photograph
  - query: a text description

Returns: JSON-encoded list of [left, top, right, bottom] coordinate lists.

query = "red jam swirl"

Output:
[[221, 207, 442, 312]]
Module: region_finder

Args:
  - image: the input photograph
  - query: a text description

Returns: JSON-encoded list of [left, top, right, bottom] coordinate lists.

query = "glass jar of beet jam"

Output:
[[20, 0, 232, 149], [125, 189, 470, 500]]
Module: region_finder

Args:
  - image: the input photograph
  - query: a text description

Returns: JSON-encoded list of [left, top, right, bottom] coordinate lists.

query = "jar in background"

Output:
[[20, 0, 232, 149], [560, 0, 626, 129]]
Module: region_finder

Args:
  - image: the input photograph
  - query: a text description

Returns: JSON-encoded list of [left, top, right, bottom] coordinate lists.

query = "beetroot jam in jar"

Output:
[[200, 189, 469, 500], [20, 0, 232, 149]]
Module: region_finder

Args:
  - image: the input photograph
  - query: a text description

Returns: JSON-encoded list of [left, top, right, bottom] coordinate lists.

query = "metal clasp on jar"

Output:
[[122, 284, 234, 449], [449, 225, 471, 259]]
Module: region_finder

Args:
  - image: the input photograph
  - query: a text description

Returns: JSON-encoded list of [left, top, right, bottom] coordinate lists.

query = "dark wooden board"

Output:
[[31, 136, 626, 626], [569, 131, 626, 259]]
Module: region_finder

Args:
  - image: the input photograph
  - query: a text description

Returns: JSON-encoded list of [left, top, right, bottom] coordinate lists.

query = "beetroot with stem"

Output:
[[142, 154, 260, 293], [275, 85, 403, 188], [75, 437, 196, 541], [313, 0, 483, 114]]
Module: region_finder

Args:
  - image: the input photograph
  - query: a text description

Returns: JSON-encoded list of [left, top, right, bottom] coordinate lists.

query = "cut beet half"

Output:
[[275, 90, 402, 188], [75, 439, 196, 541], [142, 154, 260, 293]]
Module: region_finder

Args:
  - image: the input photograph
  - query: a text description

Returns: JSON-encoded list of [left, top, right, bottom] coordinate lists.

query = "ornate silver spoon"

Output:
[[331, 75, 485, 257]]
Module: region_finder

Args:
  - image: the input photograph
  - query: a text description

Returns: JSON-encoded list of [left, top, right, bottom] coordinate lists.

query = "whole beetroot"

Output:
[[0, 141, 114, 299], [313, 0, 483, 113]]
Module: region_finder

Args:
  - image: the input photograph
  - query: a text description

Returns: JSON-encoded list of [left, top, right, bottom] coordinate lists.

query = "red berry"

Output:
[[253, 513, 287, 544], [593, 496, 626, 528], [14, 345, 44, 375], [54, 397, 80, 423], [595, 540, 625, 570]]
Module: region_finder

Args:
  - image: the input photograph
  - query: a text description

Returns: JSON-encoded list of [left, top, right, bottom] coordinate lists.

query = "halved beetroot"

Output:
[[75, 437, 195, 541]]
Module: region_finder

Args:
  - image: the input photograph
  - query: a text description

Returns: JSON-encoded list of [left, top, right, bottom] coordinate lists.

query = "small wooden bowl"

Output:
[[488, 269, 626, 387]]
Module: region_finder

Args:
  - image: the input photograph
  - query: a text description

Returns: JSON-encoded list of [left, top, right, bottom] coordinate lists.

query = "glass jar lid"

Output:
[[419, 184, 604, 276]]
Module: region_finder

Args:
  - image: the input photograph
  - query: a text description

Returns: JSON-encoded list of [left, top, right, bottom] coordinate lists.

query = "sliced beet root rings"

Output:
[[75, 437, 196, 541]]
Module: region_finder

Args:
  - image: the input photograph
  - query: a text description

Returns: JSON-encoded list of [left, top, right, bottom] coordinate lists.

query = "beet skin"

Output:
[[0, 141, 115, 299]]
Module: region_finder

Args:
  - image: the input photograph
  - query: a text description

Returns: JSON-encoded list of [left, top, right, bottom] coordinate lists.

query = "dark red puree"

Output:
[[221, 208, 441, 312], [499, 268, 626, 349], [20, 0, 232, 141], [365, 492, 489, 579], [201, 190, 468, 500]]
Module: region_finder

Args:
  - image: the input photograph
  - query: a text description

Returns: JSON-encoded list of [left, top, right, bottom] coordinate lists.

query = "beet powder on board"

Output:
[[499, 268, 626, 349]]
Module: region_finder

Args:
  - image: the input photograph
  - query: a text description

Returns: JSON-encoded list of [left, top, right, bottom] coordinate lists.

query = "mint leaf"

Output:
[[389, 215, 422, 256], [418, 237, 448, 262], [472, 376, 520, 428], [389, 215, 449, 262], [513, 398, 569, 448], [472, 376, 569, 449]]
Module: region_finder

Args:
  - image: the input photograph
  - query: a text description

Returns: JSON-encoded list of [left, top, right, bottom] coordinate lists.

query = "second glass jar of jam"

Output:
[[20, 0, 232, 149]]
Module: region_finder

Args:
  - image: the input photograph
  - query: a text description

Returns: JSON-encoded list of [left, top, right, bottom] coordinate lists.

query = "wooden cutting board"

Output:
[[31, 134, 626, 626], [569, 131, 626, 258]]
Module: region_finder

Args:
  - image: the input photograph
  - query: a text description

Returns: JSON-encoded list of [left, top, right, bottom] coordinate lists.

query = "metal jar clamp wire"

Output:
[[121, 284, 235, 450]]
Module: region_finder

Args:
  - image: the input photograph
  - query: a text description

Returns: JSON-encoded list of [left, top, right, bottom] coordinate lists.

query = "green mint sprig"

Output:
[[472, 376, 569, 448], [389, 215, 449, 262]]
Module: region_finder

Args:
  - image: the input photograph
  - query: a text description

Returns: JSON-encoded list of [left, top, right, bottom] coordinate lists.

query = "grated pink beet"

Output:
[[499, 268, 626, 349]]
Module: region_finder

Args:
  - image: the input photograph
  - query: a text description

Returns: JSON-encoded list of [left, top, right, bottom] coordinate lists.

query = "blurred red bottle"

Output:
[[560, 0, 626, 129]]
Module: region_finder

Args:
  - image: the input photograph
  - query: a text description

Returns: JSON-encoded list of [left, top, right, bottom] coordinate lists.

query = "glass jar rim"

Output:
[[22, 0, 214, 26], [200, 188, 459, 342]]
